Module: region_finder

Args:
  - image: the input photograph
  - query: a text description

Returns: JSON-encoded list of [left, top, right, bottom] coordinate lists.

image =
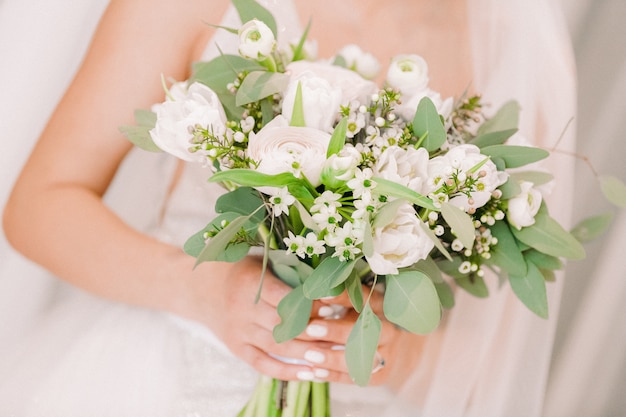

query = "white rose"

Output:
[[287, 60, 378, 107], [320, 144, 362, 188], [238, 19, 276, 60], [395, 88, 454, 122], [281, 71, 342, 132], [427, 144, 508, 211], [374, 146, 430, 194], [247, 115, 331, 188], [366, 203, 434, 275], [385, 54, 429, 97], [507, 181, 542, 230], [149, 82, 226, 161], [337, 44, 381, 80]]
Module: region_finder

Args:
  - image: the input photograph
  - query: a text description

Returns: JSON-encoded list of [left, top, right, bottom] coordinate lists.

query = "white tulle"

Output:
[[0, 0, 577, 416]]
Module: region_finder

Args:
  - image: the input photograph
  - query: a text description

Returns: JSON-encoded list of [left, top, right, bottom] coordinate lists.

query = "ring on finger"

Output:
[[371, 351, 385, 374]]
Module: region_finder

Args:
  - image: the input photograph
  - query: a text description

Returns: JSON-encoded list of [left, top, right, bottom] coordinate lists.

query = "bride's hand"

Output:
[[181, 256, 359, 382]]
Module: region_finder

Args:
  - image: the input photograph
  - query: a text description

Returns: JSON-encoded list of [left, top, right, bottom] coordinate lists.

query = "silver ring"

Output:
[[371, 351, 385, 374]]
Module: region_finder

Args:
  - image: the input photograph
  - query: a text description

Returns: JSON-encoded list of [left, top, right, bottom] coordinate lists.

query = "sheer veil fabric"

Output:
[[0, 0, 576, 416]]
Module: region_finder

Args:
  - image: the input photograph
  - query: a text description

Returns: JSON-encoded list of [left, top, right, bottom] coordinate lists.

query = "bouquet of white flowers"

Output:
[[121, 0, 624, 415]]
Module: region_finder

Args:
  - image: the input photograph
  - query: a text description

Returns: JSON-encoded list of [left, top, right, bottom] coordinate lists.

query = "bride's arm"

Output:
[[1, 0, 345, 383]]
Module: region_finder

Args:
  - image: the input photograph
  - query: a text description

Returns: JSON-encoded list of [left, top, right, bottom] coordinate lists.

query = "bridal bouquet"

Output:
[[120, 0, 609, 415]]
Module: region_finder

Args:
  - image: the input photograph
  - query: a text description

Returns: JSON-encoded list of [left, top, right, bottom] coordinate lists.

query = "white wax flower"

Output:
[[238, 19, 276, 60], [337, 44, 381, 80], [385, 54, 429, 97], [281, 72, 342, 132], [247, 115, 331, 188], [395, 88, 454, 122], [373, 146, 430, 194], [507, 181, 543, 230], [149, 81, 226, 162], [426, 144, 508, 211], [287, 60, 378, 108], [366, 203, 434, 275]]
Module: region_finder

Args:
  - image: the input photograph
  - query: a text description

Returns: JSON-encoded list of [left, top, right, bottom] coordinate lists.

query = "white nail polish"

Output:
[[314, 368, 329, 379], [306, 324, 328, 338], [318, 306, 335, 318], [304, 350, 326, 364], [297, 370, 315, 381]]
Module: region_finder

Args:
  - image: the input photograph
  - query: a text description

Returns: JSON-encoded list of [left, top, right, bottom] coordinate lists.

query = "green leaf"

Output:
[[192, 55, 263, 90], [303, 257, 358, 299], [470, 128, 518, 148], [372, 177, 437, 210], [498, 178, 522, 201], [524, 249, 563, 271], [345, 304, 382, 386], [412, 97, 447, 152], [476, 100, 520, 135], [119, 109, 161, 152], [440, 202, 475, 250], [511, 204, 586, 260], [480, 145, 549, 168], [326, 117, 348, 157], [488, 221, 527, 277], [509, 171, 554, 187], [236, 71, 290, 106], [290, 82, 306, 127], [419, 222, 452, 261], [455, 274, 489, 298], [210, 169, 301, 188], [290, 18, 312, 62], [215, 187, 265, 221], [232, 0, 278, 36], [570, 212, 614, 243], [273, 285, 313, 343], [434, 280, 455, 309], [361, 215, 374, 258], [599, 175, 626, 208], [194, 212, 258, 265], [345, 269, 364, 313], [509, 261, 549, 319], [372, 198, 406, 229], [384, 270, 442, 334]]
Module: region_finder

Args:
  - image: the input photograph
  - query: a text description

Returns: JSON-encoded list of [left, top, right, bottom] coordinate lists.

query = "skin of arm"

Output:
[[3, 0, 418, 385]]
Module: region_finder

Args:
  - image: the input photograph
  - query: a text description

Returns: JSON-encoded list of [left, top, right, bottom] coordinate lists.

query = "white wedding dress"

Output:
[[0, 1, 576, 416]]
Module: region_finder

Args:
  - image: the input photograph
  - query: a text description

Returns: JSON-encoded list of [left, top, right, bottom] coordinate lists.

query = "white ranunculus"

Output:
[[366, 203, 434, 275], [238, 19, 276, 60], [395, 88, 454, 122], [281, 71, 342, 132], [247, 115, 331, 188], [336, 44, 381, 80], [287, 60, 378, 108], [426, 144, 508, 211], [373, 146, 430, 194], [149, 81, 226, 161], [320, 145, 362, 188], [507, 181, 542, 230], [385, 54, 429, 97]]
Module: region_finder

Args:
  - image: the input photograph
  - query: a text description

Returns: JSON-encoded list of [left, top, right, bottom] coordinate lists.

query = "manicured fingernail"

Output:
[[297, 370, 315, 381], [318, 306, 335, 318], [306, 324, 327, 338], [330, 345, 345, 351], [314, 368, 329, 379], [304, 350, 326, 364]]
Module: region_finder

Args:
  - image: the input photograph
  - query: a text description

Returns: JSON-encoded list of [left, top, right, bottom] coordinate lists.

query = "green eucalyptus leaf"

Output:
[[412, 97, 447, 152], [215, 187, 265, 220], [570, 212, 614, 243], [599, 175, 626, 208], [541, 268, 556, 282], [303, 256, 358, 299], [232, 0, 278, 36], [293, 200, 319, 232], [455, 274, 489, 298], [273, 285, 313, 343], [327, 117, 348, 157], [434, 280, 455, 309], [470, 128, 518, 148], [524, 249, 563, 271], [119, 110, 160, 152], [412, 257, 444, 283], [290, 82, 306, 127], [511, 204, 586, 260], [191, 54, 263, 90], [345, 269, 364, 313], [419, 222, 453, 261], [236, 71, 290, 106], [480, 145, 549, 169], [361, 215, 374, 258], [440, 202, 475, 250], [498, 178, 522, 200], [345, 304, 382, 386], [509, 171, 554, 187], [372, 199, 406, 229], [435, 256, 463, 279], [271, 263, 302, 288], [476, 100, 520, 135], [192, 212, 258, 264], [373, 177, 437, 210], [509, 261, 549, 319], [210, 169, 301, 188], [384, 270, 441, 334], [488, 221, 527, 277]]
